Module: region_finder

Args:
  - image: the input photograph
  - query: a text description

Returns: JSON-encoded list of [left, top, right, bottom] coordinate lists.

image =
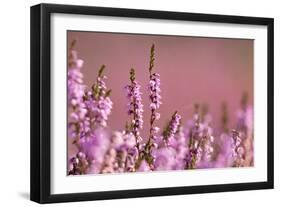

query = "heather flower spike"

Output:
[[125, 68, 144, 148], [84, 64, 113, 128], [185, 104, 215, 169], [146, 44, 162, 155], [67, 41, 88, 149], [68, 152, 89, 175], [163, 111, 181, 146], [231, 130, 245, 167], [236, 92, 253, 166]]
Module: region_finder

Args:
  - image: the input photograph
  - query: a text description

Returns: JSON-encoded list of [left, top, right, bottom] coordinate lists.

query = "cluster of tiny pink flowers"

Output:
[[67, 42, 254, 175], [68, 151, 89, 175], [231, 130, 245, 167], [149, 73, 162, 111], [125, 68, 144, 144], [68, 50, 85, 104], [101, 131, 137, 173], [67, 48, 89, 141], [84, 65, 113, 128], [85, 92, 113, 128], [148, 44, 161, 141], [166, 112, 181, 143]]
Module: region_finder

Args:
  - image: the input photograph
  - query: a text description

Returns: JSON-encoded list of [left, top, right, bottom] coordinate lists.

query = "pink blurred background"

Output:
[[67, 31, 253, 139]]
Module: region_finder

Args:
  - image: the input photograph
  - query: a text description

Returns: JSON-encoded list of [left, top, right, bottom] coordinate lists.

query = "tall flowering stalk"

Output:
[[67, 41, 89, 150], [77, 66, 113, 174], [185, 104, 201, 169], [124, 68, 144, 150], [84, 65, 113, 128], [148, 44, 162, 141], [143, 44, 162, 166]]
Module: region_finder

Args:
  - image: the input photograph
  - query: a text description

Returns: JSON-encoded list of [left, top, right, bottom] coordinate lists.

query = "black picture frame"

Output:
[[30, 3, 274, 204]]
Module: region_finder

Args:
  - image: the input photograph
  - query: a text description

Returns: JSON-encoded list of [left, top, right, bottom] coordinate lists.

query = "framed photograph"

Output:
[[30, 3, 274, 203]]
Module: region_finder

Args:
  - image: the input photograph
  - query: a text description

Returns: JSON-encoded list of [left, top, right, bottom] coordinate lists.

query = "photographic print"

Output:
[[67, 31, 254, 175], [31, 4, 273, 203]]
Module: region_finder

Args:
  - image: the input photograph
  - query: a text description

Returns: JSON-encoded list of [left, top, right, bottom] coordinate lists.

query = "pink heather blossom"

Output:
[[149, 73, 162, 110], [153, 147, 176, 171], [125, 82, 144, 130], [184, 106, 215, 169], [137, 160, 151, 172], [68, 151, 89, 175], [85, 65, 113, 128], [162, 111, 181, 146], [85, 93, 113, 128], [147, 72, 161, 142], [213, 133, 234, 168], [68, 50, 85, 104], [67, 49, 90, 143], [231, 130, 245, 167], [125, 68, 144, 145], [144, 44, 162, 164]]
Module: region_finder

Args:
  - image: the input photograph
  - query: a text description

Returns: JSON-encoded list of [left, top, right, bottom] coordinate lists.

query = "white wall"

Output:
[[0, 0, 279, 206]]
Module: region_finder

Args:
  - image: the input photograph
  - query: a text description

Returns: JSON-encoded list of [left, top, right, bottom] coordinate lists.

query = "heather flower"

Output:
[[123, 132, 138, 149], [67, 43, 90, 148], [125, 68, 144, 146], [149, 73, 162, 110], [137, 160, 151, 172], [213, 132, 234, 168], [170, 127, 189, 170], [153, 147, 176, 171], [101, 148, 117, 173], [79, 128, 110, 174], [121, 132, 138, 172], [101, 131, 138, 173], [162, 111, 181, 146], [68, 67, 85, 105], [68, 151, 89, 175], [185, 104, 214, 169], [85, 65, 113, 128], [68, 48, 85, 104], [148, 44, 162, 141], [231, 130, 245, 167], [211, 102, 233, 168], [146, 112, 182, 170], [196, 135, 214, 168], [85, 93, 113, 128], [236, 92, 254, 166], [141, 44, 162, 167]]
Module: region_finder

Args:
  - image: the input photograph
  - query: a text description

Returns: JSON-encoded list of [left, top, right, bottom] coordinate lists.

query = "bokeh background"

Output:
[[67, 31, 253, 139]]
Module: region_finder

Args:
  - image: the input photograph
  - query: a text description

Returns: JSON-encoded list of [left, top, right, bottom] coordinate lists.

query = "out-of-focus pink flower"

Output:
[[137, 160, 151, 172], [153, 147, 176, 171], [68, 151, 89, 175], [231, 130, 245, 167]]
